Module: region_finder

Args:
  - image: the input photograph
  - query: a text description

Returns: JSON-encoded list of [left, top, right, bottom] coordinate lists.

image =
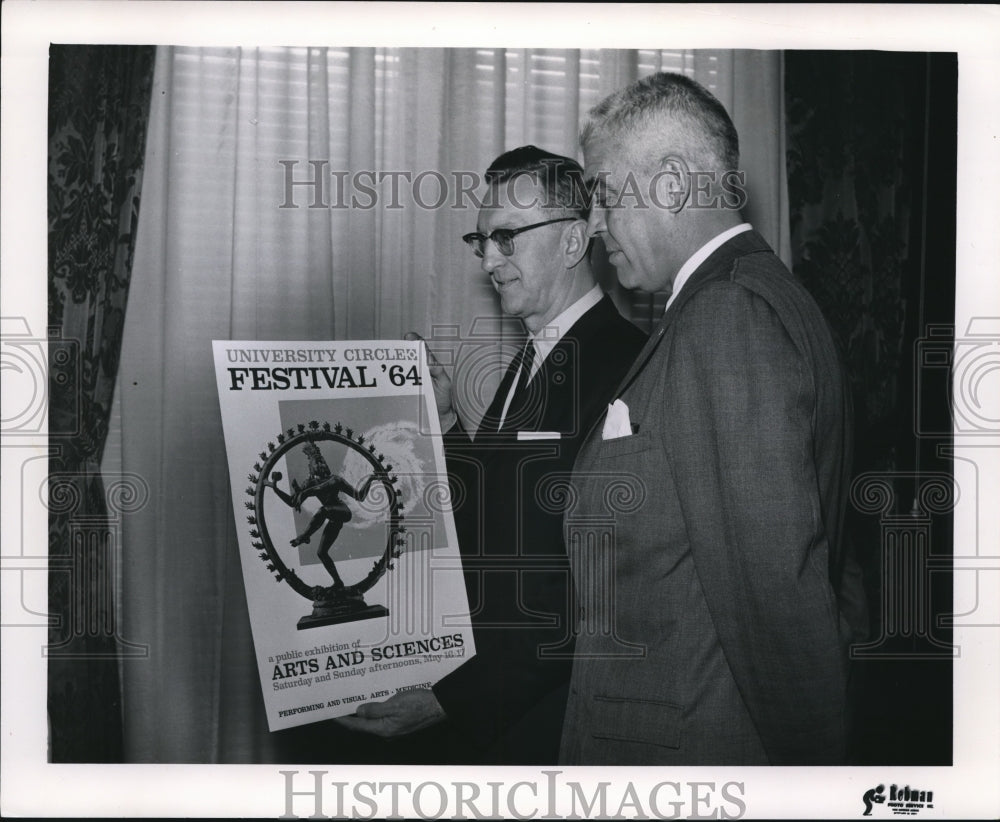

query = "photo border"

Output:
[[3, 2, 998, 818]]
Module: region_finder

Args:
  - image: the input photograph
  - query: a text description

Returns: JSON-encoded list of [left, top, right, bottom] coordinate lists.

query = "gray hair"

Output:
[[581, 72, 739, 173]]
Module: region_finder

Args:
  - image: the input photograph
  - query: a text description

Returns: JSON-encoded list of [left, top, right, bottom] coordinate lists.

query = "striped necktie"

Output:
[[499, 338, 537, 431]]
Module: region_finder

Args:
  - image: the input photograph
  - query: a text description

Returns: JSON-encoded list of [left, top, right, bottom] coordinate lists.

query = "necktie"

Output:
[[499, 339, 537, 431], [477, 339, 538, 435], [512, 338, 536, 397]]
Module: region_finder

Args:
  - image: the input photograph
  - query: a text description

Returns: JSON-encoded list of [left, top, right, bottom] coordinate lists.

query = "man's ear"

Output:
[[562, 219, 591, 269], [655, 154, 691, 214]]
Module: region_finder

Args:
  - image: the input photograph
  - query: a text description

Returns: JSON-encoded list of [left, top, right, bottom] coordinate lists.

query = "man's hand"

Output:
[[334, 688, 447, 738], [405, 332, 457, 431]]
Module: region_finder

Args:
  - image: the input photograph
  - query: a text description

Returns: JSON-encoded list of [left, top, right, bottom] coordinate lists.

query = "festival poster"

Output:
[[212, 339, 475, 731]]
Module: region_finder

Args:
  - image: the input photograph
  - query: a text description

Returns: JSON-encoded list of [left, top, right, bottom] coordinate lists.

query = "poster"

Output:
[[213, 339, 474, 729]]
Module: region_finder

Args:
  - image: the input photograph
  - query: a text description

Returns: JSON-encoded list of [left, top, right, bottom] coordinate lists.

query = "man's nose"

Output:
[[585, 206, 606, 238], [481, 240, 505, 274]]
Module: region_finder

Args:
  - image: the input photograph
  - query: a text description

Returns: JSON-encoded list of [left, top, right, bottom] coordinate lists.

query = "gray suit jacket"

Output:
[[559, 231, 863, 765]]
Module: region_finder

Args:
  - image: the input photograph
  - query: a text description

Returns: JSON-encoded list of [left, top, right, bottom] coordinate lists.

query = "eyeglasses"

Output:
[[462, 218, 576, 258]]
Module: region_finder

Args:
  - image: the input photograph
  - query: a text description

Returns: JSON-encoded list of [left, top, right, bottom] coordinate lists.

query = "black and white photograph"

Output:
[[2, 2, 999, 818], [211, 338, 476, 732]]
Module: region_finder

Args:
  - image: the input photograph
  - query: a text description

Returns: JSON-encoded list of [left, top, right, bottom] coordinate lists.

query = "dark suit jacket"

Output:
[[432, 293, 646, 764], [559, 232, 865, 765]]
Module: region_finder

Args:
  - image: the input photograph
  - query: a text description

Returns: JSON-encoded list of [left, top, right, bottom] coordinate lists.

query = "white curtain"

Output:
[[112, 46, 788, 762]]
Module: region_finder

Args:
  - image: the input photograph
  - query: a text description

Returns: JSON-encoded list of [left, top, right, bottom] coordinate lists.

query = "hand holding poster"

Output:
[[212, 339, 475, 731]]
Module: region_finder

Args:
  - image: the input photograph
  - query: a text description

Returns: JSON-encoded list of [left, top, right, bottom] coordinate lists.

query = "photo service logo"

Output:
[[863, 784, 935, 816]]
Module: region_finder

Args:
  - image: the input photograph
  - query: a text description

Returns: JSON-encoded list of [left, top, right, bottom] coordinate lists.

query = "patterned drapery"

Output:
[[785, 51, 925, 475], [785, 51, 956, 766], [47, 44, 155, 762]]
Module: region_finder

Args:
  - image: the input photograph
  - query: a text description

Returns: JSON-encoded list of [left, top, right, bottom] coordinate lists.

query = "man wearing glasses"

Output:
[[338, 145, 645, 763]]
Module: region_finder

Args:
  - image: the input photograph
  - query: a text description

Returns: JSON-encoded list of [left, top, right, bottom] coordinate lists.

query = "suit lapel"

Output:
[[478, 295, 619, 442], [581, 230, 773, 443], [525, 295, 618, 433], [476, 345, 527, 438]]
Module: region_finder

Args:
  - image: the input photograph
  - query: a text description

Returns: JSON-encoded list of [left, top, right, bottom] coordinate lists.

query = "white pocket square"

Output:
[[517, 431, 561, 441], [601, 399, 632, 440]]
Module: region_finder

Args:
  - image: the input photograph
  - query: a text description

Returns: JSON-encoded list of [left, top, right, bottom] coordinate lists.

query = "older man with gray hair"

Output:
[[559, 72, 866, 765]]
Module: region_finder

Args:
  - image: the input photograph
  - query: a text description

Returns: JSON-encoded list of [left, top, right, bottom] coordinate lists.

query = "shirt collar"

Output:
[[665, 223, 753, 311], [529, 284, 603, 376]]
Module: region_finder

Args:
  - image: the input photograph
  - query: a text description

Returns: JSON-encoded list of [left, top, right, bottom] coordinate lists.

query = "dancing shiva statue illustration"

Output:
[[265, 442, 377, 588]]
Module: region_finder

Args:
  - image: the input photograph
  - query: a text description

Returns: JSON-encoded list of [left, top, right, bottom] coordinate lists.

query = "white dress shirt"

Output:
[[497, 284, 604, 429], [664, 223, 753, 312]]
